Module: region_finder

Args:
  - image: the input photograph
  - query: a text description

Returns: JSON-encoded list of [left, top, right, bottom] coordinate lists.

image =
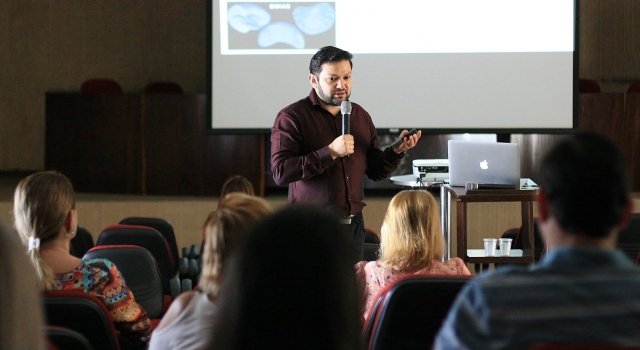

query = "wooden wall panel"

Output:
[[514, 93, 637, 189], [46, 93, 264, 196], [45, 94, 143, 194], [511, 134, 566, 181], [201, 134, 265, 197], [143, 94, 210, 196], [626, 93, 640, 190], [578, 93, 628, 136], [142, 93, 263, 196]]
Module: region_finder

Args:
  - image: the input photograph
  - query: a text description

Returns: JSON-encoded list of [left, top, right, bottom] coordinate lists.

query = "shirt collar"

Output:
[[535, 246, 636, 271], [309, 88, 322, 107]]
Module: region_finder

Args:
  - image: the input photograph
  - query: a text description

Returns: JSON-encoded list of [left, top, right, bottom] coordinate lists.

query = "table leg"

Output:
[[457, 201, 467, 263], [440, 185, 451, 261], [521, 201, 535, 261]]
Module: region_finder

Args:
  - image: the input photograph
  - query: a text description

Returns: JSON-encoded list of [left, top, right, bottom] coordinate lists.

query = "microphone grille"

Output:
[[340, 100, 352, 114]]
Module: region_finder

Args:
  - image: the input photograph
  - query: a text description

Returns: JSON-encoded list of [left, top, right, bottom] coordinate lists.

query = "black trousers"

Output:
[[343, 212, 366, 263]]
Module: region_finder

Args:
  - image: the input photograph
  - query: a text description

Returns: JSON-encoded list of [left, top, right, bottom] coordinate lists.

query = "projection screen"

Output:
[[208, 0, 577, 134]]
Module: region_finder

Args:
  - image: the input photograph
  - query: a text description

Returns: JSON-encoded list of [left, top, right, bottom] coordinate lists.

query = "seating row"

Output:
[[80, 78, 183, 94], [46, 216, 200, 349], [579, 78, 640, 93]]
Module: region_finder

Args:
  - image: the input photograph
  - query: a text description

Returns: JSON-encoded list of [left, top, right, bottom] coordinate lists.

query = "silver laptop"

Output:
[[447, 140, 520, 189]]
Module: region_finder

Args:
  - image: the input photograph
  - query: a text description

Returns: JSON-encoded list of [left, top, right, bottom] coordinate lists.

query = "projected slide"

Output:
[[210, 0, 577, 132], [219, 0, 572, 55], [223, 2, 336, 52]]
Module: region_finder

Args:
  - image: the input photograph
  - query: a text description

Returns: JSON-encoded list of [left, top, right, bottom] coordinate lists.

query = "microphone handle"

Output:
[[342, 113, 351, 158], [342, 113, 350, 135]]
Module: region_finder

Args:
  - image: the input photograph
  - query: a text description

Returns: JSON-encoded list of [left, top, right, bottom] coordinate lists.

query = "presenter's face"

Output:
[[310, 60, 351, 106]]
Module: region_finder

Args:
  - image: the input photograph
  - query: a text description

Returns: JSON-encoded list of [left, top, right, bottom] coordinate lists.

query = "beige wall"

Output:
[[3, 192, 638, 256], [1, 0, 640, 172], [0, 192, 370, 251], [0, 1, 207, 170], [0, 191, 530, 252]]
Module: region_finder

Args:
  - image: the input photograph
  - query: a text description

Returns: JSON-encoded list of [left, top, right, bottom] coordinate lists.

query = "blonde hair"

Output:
[[0, 222, 45, 349], [379, 190, 444, 269], [199, 193, 271, 296], [219, 175, 255, 204], [12, 171, 76, 290]]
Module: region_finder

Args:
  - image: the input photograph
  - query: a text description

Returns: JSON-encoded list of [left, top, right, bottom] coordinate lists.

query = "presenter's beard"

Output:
[[317, 85, 349, 106]]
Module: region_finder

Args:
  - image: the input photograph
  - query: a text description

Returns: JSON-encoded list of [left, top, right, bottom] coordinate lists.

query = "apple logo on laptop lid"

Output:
[[480, 159, 488, 170]]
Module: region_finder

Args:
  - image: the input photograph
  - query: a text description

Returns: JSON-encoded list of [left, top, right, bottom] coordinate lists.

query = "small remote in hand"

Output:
[[391, 129, 418, 149]]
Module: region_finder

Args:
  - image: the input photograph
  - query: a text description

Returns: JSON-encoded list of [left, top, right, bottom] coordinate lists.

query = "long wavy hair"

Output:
[[379, 190, 444, 269], [199, 193, 271, 297]]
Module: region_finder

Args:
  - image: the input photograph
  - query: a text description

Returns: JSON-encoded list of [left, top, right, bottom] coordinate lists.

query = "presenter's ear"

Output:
[[309, 73, 318, 89]]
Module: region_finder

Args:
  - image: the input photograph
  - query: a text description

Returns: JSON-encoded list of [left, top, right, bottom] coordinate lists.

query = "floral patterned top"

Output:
[[53, 258, 152, 344], [355, 258, 471, 320]]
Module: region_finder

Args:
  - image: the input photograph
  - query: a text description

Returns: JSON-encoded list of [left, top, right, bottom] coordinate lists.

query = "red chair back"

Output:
[[45, 325, 93, 350], [627, 81, 640, 93], [80, 78, 123, 94], [362, 274, 472, 350], [84, 245, 164, 319], [578, 79, 601, 93], [118, 217, 179, 276], [43, 289, 121, 350], [96, 224, 175, 294]]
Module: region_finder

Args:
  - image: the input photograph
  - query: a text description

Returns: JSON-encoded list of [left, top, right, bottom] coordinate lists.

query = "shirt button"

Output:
[[346, 176, 350, 180], [349, 198, 352, 202]]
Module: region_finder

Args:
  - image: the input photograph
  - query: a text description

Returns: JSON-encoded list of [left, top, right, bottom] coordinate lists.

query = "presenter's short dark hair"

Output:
[[537, 132, 630, 238], [309, 46, 353, 75]]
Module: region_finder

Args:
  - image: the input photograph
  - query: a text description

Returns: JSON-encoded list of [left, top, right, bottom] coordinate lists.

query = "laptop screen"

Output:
[[447, 141, 520, 188]]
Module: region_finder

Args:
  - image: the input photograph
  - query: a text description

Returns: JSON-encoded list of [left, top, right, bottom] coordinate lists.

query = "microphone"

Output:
[[341, 100, 351, 135], [341, 101, 352, 158]]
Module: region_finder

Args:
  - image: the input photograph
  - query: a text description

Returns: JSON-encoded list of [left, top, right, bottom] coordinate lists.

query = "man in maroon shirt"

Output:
[[270, 46, 421, 261]]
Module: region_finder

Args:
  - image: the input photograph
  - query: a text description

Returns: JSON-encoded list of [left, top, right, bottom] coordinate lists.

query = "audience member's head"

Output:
[[0, 222, 45, 349], [13, 170, 77, 289], [199, 193, 272, 297], [210, 205, 361, 350], [219, 175, 255, 203], [537, 132, 631, 243], [434, 135, 638, 350], [379, 190, 443, 269]]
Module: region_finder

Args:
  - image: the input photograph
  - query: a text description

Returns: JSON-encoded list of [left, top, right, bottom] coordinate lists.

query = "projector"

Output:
[[412, 159, 449, 182]]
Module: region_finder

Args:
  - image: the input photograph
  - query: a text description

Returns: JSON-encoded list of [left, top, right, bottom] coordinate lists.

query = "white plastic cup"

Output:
[[499, 238, 513, 257], [483, 238, 497, 257]]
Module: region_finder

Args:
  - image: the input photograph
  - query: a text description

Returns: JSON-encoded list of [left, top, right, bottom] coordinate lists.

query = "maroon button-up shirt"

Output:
[[271, 90, 404, 216]]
